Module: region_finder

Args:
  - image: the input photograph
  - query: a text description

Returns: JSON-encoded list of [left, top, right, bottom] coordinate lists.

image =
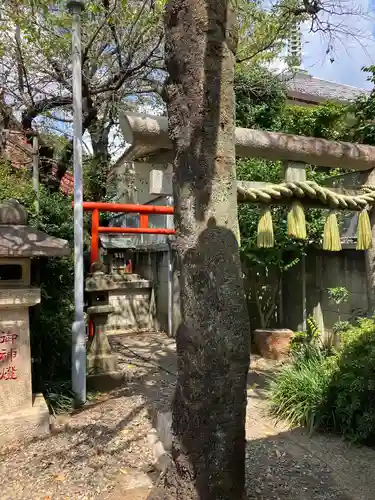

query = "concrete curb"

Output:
[[147, 408, 173, 473]]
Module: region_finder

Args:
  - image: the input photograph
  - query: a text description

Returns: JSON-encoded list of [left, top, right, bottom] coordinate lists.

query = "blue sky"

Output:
[[301, 0, 375, 89]]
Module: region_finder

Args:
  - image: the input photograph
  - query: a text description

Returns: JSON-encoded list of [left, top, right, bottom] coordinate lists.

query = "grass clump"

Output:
[[268, 346, 332, 434]]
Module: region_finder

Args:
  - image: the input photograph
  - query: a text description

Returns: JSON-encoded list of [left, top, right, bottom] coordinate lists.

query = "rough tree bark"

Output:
[[86, 118, 112, 200], [149, 1, 251, 499]]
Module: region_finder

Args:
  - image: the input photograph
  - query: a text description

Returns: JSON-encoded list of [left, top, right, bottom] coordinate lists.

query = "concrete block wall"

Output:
[[316, 250, 367, 332], [106, 286, 157, 333], [283, 248, 368, 341], [133, 250, 181, 337], [130, 245, 368, 341]]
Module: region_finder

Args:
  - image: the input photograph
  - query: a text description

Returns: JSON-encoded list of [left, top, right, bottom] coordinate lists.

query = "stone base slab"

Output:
[[87, 370, 127, 392], [0, 393, 50, 446], [87, 353, 119, 374]]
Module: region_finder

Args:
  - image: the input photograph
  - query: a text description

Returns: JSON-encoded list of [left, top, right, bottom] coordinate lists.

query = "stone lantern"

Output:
[[0, 199, 70, 444]]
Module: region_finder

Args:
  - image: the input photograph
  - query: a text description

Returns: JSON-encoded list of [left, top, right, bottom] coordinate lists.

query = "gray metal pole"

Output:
[[68, 0, 86, 405], [32, 135, 39, 219], [302, 254, 307, 331], [167, 195, 174, 337]]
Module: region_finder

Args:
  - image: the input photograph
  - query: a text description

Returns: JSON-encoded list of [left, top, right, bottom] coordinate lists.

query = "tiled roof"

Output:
[[284, 70, 370, 105], [2, 130, 73, 196]]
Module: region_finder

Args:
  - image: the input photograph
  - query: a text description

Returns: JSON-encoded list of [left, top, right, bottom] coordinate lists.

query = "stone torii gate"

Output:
[[118, 112, 375, 318]]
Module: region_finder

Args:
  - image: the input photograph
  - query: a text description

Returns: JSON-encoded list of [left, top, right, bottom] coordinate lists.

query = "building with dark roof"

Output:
[[283, 69, 370, 107]]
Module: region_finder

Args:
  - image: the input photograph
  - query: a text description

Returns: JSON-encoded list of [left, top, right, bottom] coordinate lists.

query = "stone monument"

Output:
[[0, 199, 70, 444]]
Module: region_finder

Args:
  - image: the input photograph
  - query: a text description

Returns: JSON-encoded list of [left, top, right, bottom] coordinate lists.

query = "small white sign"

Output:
[[149, 170, 173, 196]]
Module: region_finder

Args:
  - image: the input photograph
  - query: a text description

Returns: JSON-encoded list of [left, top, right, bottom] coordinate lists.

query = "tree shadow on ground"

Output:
[[244, 429, 352, 500], [109, 332, 177, 414]]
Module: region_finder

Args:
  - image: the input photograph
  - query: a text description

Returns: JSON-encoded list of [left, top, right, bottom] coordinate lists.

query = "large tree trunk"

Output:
[[86, 119, 111, 201], [150, 1, 251, 499]]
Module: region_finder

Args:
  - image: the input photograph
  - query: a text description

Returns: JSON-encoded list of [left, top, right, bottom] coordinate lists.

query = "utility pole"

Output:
[[32, 135, 39, 220], [67, 0, 86, 405]]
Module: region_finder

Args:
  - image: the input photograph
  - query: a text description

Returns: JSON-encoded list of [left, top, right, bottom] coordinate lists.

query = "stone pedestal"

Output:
[[87, 304, 118, 373], [0, 287, 50, 444], [87, 301, 125, 391]]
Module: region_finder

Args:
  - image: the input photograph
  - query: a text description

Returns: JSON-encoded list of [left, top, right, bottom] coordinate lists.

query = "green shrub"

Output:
[[323, 317, 375, 444], [44, 380, 75, 416], [268, 316, 375, 445], [0, 161, 35, 208], [268, 346, 333, 434], [290, 316, 320, 355]]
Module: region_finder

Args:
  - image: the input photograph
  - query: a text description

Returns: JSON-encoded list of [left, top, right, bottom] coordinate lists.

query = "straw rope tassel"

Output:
[[287, 200, 307, 240], [323, 210, 341, 251], [257, 207, 274, 248], [357, 209, 373, 250]]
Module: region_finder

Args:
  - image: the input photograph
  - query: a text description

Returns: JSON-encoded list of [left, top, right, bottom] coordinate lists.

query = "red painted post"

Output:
[[140, 214, 149, 229], [89, 208, 100, 338], [91, 208, 100, 264], [89, 318, 95, 338]]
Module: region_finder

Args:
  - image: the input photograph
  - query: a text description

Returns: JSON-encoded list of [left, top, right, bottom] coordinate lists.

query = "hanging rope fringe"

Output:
[[323, 210, 341, 251], [257, 207, 274, 248], [356, 209, 372, 250], [287, 201, 307, 240], [236, 181, 375, 252]]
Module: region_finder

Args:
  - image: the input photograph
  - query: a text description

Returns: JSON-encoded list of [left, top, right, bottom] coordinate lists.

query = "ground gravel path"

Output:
[[2, 335, 375, 499], [0, 388, 155, 499]]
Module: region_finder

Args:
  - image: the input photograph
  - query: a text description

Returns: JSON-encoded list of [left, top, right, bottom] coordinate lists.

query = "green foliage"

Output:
[[28, 191, 75, 405], [83, 156, 110, 201], [290, 316, 320, 354], [323, 318, 375, 444], [268, 348, 333, 434], [327, 287, 349, 306], [43, 380, 75, 417], [281, 102, 349, 141], [347, 66, 375, 146], [0, 161, 36, 209], [235, 0, 310, 65], [327, 286, 350, 333], [235, 66, 287, 131], [28, 187, 90, 413], [268, 316, 375, 445]]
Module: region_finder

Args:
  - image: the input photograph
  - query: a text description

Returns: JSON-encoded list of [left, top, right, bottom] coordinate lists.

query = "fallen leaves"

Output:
[[54, 473, 65, 482]]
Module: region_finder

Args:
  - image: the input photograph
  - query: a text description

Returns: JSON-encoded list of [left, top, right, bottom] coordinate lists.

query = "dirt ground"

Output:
[[2, 333, 375, 499]]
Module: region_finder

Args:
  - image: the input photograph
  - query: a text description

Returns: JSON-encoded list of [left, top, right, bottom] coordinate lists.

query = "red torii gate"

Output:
[[82, 201, 175, 264], [81, 201, 175, 338]]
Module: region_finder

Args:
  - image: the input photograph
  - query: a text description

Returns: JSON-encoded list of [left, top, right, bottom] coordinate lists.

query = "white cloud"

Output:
[[267, 56, 288, 74]]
